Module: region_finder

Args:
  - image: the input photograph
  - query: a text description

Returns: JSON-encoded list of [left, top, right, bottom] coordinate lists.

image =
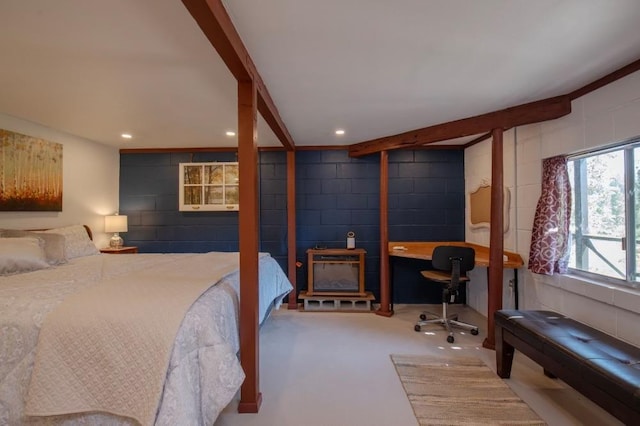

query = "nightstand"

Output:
[[100, 246, 138, 254]]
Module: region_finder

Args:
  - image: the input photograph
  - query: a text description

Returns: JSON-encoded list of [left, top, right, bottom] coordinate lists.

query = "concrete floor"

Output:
[[216, 304, 622, 426]]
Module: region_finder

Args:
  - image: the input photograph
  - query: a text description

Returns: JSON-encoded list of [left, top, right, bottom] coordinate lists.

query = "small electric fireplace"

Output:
[[306, 248, 366, 297]]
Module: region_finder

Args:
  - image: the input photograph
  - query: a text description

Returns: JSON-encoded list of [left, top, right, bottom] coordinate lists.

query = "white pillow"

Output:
[[2, 229, 67, 265], [0, 237, 50, 275], [43, 225, 99, 259]]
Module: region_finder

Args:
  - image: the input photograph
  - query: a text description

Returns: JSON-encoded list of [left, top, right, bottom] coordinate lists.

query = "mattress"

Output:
[[0, 252, 292, 425]]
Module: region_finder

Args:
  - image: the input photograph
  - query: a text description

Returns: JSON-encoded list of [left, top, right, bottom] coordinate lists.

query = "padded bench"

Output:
[[495, 310, 640, 425]]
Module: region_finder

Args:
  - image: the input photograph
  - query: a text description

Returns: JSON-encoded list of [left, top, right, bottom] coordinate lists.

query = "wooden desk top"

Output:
[[388, 241, 524, 269]]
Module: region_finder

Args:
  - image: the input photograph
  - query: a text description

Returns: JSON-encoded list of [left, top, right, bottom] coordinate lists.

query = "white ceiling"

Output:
[[1, 0, 640, 150]]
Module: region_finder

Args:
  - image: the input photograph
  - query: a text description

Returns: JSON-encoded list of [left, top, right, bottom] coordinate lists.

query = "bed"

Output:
[[0, 225, 293, 425]]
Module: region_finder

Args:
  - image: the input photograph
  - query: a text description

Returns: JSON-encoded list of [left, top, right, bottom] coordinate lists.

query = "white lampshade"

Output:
[[105, 214, 128, 249], [105, 215, 128, 233]]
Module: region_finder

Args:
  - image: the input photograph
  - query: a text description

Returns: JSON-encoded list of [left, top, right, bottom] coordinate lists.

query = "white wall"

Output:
[[0, 114, 120, 248], [465, 129, 520, 315], [465, 71, 640, 346]]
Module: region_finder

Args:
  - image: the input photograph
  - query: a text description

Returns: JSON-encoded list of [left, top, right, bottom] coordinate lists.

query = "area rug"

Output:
[[391, 354, 546, 425]]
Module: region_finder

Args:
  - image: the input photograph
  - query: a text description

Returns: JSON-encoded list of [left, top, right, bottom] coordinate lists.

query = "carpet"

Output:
[[391, 354, 546, 425]]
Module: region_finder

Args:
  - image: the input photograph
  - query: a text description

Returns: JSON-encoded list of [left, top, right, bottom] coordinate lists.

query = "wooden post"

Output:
[[483, 127, 504, 350], [237, 79, 262, 412], [287, 150, 298, 309], [376, 151, 393, 316]]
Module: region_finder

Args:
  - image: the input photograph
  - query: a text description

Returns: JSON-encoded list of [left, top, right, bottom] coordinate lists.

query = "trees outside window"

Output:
[[568, 140, 639, 287]]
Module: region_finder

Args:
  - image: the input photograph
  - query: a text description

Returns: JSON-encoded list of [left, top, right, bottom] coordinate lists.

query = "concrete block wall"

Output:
[[120, 151, 239, 251], [464, 69, 640, 346], [295, 149, 381, 296], [258, 150, 288, 268], [120, 148, 465, 301], [514, 70, 640, 346], [295, 149, 464, 301]]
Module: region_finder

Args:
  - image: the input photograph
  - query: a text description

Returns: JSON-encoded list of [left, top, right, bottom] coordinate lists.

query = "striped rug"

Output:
[[391, 355, 546, 425]]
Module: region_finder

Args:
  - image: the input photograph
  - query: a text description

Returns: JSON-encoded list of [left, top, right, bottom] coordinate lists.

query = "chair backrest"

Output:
[[431, 246, 476, 275]]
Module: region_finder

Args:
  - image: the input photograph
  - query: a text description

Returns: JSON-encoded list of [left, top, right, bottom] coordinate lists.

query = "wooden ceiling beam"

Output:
[[568, 57, 640, 100], [349, 56, 640, 158], [349, 95, 570, 157], [181, 0, 295, 150], [463, 132, 493, 149], [256, 75, 296, 151], [181, 0, 249, 81]]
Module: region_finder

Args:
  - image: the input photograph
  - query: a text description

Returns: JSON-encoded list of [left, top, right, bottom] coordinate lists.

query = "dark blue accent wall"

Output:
[[295, 150, 381, 296], [387, 149, 466, 303], [119, 148, 464, 303], [258, 150, 288, 269], [119, 151, 288, 270], [388, 150, 465, 240], [120, 151, 240, 251]]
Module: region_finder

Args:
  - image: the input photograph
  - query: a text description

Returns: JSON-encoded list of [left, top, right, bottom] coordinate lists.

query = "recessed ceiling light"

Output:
[[335, 129, 345, 135], [121, 133, 133, 139], [226, 131, 236, 137]]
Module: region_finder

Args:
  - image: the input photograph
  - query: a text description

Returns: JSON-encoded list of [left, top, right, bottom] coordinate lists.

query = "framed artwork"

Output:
[[0, 129, 63, 211], [468, 184, 510, 233]]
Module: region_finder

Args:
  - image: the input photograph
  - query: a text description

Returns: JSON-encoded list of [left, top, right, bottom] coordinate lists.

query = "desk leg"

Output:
[[389, 257, 395, 312], [513, 268, 519, 310]]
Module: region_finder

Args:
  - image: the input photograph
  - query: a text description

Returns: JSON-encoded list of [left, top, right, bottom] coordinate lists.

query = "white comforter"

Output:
[[0, 252, 293, 425]]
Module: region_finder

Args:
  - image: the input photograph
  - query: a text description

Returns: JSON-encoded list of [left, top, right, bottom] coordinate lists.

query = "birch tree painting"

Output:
[[0, 129, 63, 211]]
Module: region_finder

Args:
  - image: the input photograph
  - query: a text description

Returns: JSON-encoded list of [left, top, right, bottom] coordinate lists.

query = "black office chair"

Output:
[[414, 245, 479, 343]]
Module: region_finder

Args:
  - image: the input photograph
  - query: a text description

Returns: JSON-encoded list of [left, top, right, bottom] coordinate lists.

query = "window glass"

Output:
[[634, 147, 640, 283], [569, 150, 626, 280]]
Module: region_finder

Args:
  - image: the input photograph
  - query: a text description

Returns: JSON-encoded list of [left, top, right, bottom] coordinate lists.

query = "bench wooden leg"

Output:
[[495, 325, 514, 378]]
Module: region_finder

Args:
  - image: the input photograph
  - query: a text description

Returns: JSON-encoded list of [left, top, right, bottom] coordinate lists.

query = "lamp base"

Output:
[[109, 234, 123, 249]]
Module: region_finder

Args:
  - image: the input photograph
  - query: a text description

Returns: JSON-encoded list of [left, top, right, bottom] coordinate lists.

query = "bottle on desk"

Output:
[[346, 231, 356, 249]]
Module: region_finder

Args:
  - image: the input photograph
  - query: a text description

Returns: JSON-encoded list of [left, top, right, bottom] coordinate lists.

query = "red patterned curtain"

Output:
[[528, 155, 571, 275]]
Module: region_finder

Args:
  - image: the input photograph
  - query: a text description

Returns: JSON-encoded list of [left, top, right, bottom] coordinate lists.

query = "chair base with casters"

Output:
[[413, 246, 479, 343], [413, 282, 480, 343]]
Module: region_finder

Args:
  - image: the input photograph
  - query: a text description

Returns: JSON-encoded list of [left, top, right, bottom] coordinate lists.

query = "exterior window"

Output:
[[567, 140, 639, 287]]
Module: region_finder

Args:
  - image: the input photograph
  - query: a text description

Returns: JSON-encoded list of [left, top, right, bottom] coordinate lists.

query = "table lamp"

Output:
[[105, 214, 128, 248]]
